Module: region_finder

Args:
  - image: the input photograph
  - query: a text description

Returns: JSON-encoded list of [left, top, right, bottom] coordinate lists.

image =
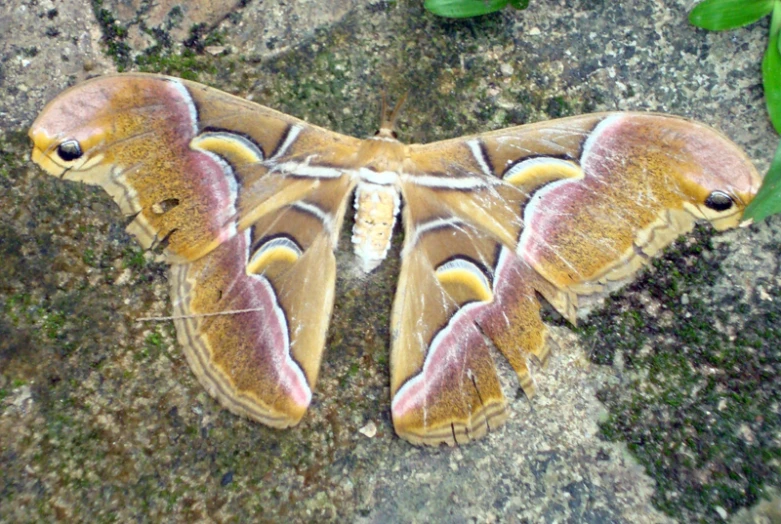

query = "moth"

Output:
[[29, 73, 761, 445]]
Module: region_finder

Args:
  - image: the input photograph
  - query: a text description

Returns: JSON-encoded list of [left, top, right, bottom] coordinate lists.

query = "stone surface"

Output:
[[0, 0, 114, 132], [103, 0, 244, 43], [1, 0, 779, 522]]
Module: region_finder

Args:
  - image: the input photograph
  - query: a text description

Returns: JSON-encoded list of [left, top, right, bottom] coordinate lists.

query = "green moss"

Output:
[[133, 329, 166, 361], [91, 0, 132, 70], [584, 227, 781, 519], [4, 293, 32, 325], [339, 362, 361, 387], [145, 330, 164, 349], [90, 1, 222, 79], [135, 48, 217, 80], [183, 24, 226, 52], [545, 95, 573, 118], [82, 248, 96, 267], [203, 29, 226, 48], [122, 247, 147, 269], [167, 6, 184, 28], [0, 131, 28, 181], [42, 311, 67, 340]]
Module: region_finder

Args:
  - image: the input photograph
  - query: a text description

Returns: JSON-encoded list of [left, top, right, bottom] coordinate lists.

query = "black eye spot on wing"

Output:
[[57, 140, 83, 161], [704, 191, 734, 212]]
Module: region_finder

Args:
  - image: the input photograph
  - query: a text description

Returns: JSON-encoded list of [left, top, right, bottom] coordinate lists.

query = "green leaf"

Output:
[[425, 0, 509, 18], [743, 140, 781, 222], [689, 0, 774, 31], [508, 0, 530, 9], [763, 1, 781, 133]]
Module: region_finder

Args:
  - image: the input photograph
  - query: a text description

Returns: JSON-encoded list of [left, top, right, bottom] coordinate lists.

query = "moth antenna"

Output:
[[377, 91, 408, 137], [379, 91, 388, 128], [388, 91, 408, 129]]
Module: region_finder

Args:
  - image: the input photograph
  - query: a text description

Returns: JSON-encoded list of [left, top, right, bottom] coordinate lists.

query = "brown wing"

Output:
[[29, 73, 360, 427], [391, 113, 760, 445]]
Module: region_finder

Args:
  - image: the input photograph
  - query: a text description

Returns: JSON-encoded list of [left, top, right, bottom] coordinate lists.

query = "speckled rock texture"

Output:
[[1, 0, 779, 522]]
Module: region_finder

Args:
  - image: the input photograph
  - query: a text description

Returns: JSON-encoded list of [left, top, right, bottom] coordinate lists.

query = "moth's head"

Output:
[[28, 78, 131, 179], [29, 75, 181, 183], [677, 140, 762, 231], [30, 131, 102, 179]]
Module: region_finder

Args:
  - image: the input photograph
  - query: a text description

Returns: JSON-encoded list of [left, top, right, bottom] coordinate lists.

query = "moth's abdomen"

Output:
[[351, 182, 400, 272]]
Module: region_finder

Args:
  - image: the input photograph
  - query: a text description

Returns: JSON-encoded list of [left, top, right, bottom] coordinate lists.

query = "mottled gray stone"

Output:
[[0, 0, 113, 132]]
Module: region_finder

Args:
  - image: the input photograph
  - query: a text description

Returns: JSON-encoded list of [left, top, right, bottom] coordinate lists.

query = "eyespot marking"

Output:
[[56, 140, 83, 162], [704, 190, 734, 212], [248, 235, 303, 277], [435, 257, 493, 304], [503, 157, 583, 187], [192, 131, 265, 166]]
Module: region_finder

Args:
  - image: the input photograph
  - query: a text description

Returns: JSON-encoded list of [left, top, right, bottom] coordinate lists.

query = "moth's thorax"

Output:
[[356, 135, 407, 171], [351, 135, 406, 272]]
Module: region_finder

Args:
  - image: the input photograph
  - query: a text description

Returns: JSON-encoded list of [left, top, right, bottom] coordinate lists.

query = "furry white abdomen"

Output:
[[351, 181, 400, 272]]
